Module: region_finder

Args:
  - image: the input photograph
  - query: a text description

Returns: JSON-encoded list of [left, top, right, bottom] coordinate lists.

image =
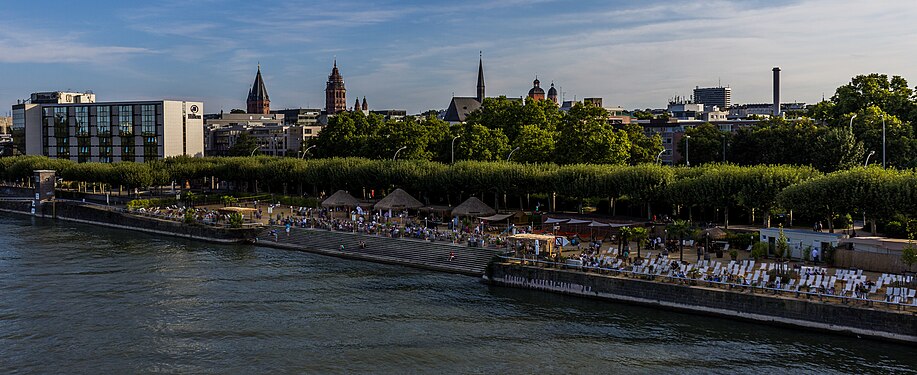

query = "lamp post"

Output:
[[722, 134, 726, 163], [882, 115, 886, 169], [848, 113, 857, 133], [250, 145, 261, 157], [451, 135, 461, 164], [507, 146, 520, 161], [301, 145, 316, 159], [685, 135, 691, 166], [865, 150, 875, 167], [655, 149, 666, 164], [393, 146, 407, 161]]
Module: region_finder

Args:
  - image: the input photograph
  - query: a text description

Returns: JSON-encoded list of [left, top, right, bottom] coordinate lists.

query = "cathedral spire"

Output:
[[247, 64, 270, 114], [362, 96, 368, 111], [476, 51, 485, 103]]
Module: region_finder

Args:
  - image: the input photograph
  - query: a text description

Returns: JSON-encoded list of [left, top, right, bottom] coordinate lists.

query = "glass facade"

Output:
[[53, 107, 69, 159], [75, 107, 89, 136], [119, 105, 133, 135], [141, 105, 156, 135], [96, 106, 111, 135], [23, 101, 191, 163]]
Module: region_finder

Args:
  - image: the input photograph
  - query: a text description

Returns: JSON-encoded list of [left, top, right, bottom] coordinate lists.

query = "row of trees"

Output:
[[5, 155, 917, 234], [307, 99, 664, 165]]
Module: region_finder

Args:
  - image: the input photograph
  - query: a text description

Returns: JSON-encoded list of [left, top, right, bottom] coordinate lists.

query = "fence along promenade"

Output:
[[499, 255, 917, 313]]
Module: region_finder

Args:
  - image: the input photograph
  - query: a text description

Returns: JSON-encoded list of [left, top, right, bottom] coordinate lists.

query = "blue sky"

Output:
[[2, 0, 916, 114]]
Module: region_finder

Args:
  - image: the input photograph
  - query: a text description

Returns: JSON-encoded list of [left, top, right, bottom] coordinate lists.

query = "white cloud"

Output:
[[0, 26, 154, 64]]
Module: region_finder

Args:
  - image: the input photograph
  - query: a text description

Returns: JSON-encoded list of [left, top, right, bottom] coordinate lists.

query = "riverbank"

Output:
[[3, 199, 915, 345], [0, 199, 501, 276], [486, 261, 917, 344], [0, 199, 259, 244]]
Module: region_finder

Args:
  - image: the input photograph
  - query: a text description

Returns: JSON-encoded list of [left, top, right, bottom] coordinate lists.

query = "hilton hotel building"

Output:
[[12, 92, 204, 162]]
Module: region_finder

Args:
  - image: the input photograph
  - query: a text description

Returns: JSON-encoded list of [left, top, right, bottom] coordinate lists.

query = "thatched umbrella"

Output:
[[322, 190, 360, 209], [451, 196, 496, 218], [702, 227, 727, 240], [373, 188, 423, 211]]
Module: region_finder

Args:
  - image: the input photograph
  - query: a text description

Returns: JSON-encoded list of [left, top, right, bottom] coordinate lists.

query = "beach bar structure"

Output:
[[509, 233, 557, 257]]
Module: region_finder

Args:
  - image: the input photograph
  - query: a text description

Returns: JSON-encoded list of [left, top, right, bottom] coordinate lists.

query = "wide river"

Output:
[[0, 215, 914, 374]]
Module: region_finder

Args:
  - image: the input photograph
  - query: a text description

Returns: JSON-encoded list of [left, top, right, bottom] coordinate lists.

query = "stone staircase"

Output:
[[259, 227, 504, 276]]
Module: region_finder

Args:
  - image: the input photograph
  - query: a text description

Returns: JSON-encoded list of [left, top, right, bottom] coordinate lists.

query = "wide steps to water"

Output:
[[259, 227, 502, 275]]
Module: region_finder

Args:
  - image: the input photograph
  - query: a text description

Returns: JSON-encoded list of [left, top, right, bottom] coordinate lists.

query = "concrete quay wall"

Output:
[[487, 263, 917, 344], [0, 200, 259, 243]]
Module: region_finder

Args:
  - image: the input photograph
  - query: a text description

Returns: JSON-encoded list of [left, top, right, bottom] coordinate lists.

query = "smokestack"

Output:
[[772, 67, 781, 117]]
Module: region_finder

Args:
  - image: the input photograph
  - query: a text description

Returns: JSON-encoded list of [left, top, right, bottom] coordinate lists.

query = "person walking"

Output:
[[811, 247, 819, 264], [449, 251, 455, 261]]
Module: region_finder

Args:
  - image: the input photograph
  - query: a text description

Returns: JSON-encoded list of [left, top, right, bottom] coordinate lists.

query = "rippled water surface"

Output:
[[0, 215, 914, 374]]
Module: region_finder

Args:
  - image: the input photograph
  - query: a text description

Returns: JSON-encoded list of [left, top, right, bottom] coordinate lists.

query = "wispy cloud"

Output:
[[0, 25, 154, 64]]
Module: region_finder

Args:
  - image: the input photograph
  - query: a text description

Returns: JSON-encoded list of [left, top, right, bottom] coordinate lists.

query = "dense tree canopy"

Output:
[[308, 99, 661, 165]]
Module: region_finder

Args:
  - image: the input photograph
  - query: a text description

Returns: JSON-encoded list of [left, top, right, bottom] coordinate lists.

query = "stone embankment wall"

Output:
[[487, 263, 917, 344], [0, 200, 258, 243]]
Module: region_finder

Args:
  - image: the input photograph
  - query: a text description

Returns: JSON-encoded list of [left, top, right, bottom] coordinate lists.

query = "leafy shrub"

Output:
[[228, 212, 244, 228], [751, 242, 768, 260]]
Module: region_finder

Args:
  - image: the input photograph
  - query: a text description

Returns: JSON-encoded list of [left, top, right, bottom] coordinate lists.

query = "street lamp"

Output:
[[451, 135, 461, 164], [250, 145, 261, 157], [655, 149, 666, 164], [722, 134, 726, 163], [882, 115, 886, 169], [848, 113, 857, 133], [865, 150, 875, 167], [507, 146, 520, 161], [685, 135, 691, 166], [301, 145, 316, 159], [393, 146, 407, 161]]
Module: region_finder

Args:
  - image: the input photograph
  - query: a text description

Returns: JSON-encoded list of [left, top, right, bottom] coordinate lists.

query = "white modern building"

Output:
[[12, 94, 203, 162], [758, 228, 846, 259]]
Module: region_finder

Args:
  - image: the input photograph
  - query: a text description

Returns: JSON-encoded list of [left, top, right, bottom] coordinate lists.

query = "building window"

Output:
[[97, 106, 111, 135], [141, 104, 156, 136], [99, 137, 113, 163], [144, 135, 157, 160], [119, 105, 133, 135], [75, 107, 89, 136], [77, 137, 91, 163]]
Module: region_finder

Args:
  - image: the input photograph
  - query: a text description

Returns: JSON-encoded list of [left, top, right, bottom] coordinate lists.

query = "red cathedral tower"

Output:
[[247, 64, 270, 114], [325, 60, 347, 114]]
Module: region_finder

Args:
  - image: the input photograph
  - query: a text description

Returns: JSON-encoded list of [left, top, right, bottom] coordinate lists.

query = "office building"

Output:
[[693, 86, 731, 111], [12, 94, 203, 162]]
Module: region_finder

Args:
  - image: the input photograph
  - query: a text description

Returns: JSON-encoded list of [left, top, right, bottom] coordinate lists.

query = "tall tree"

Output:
[[677, 123, 728, 165], [556, 102, 629, 164]]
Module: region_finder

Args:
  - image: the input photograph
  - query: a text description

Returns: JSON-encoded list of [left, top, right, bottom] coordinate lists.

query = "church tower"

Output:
[[325, 60, 347, 114], [246, 64, 270, 114], [476, 53, 485, 103], [361, 96, 368, 111], [547, 82, 558, 104], [353, 98, 361, 112], [527, 78, 545, 102]]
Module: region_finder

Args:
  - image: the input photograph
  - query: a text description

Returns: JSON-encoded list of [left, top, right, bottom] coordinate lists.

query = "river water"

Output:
[[0, 215, 913, 374]]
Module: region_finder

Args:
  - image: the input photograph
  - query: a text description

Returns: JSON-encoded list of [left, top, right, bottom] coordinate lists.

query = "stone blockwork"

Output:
[[488, 263, 917, 344]]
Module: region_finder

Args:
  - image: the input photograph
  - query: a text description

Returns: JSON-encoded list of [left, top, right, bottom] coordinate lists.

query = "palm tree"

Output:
[[631, 226, 649, 258], [666, 220, 693, 262], [617, 226, 633, 257]]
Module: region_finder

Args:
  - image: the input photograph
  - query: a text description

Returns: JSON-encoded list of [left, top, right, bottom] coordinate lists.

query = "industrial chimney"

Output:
[[772, 67, 781, 117]]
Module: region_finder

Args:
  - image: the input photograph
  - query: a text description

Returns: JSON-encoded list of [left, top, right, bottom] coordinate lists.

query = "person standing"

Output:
[[811, 247, 819, 264]]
